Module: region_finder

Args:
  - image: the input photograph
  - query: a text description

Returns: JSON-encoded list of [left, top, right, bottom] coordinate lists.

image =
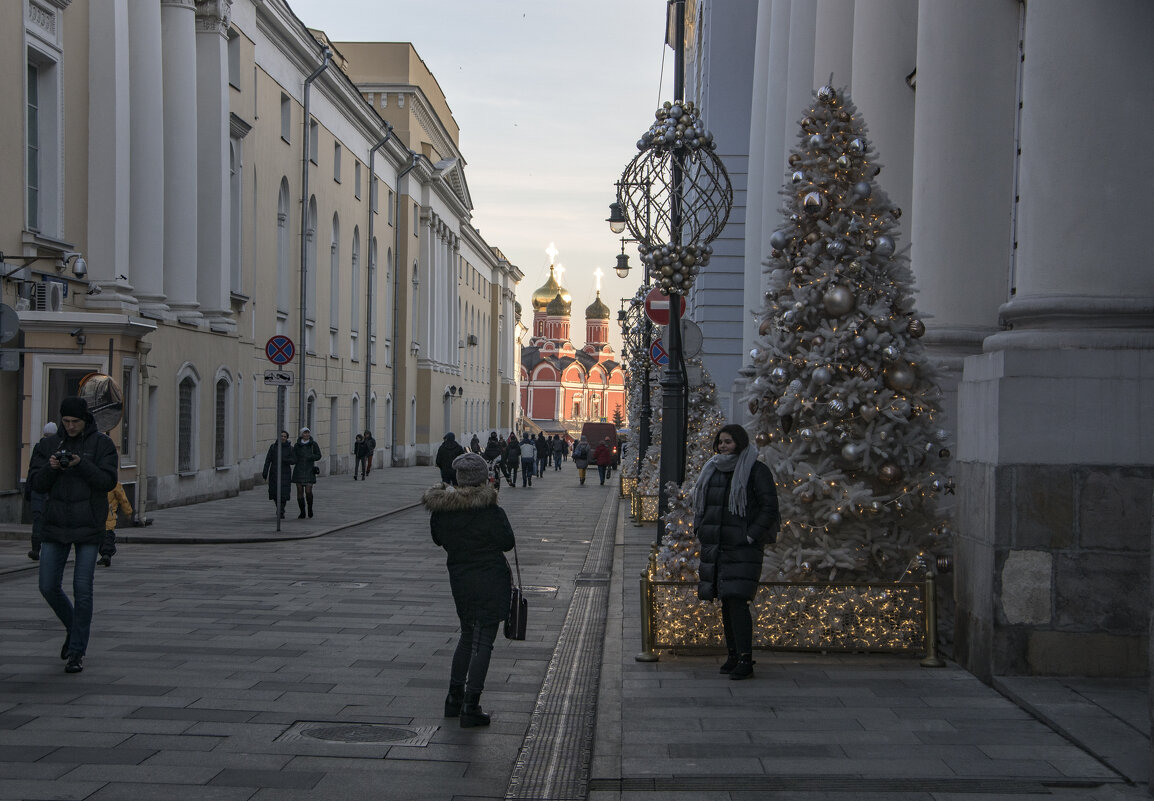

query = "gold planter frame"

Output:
[[636, 551, 943, 667]]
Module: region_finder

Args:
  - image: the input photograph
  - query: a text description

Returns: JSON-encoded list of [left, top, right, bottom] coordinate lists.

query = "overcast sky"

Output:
[[286, 0, 675, 352]]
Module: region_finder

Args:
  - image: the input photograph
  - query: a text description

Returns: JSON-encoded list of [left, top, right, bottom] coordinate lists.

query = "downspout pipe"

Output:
[[389, 150, 420, 465], [365, 124, 394, 434], [298, 48, 331, 432]]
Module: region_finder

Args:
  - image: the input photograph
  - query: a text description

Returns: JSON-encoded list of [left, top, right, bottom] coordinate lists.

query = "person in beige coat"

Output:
[[100, 482, 132, 567]]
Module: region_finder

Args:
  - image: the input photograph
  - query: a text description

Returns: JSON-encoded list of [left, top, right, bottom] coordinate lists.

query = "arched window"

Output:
[[214, 371, 232, 468], [176, 364, 200, 473], [350, 394, 360, 452], [306, 392, 317, 434], [277, 178, 290, 313], [305, 195, 318, 350], [351, 227, 360, 360], [330, 213, 341, 353]]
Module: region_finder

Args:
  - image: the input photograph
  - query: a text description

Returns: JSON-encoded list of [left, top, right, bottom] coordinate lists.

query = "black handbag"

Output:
[[504, 546, 527, 641]]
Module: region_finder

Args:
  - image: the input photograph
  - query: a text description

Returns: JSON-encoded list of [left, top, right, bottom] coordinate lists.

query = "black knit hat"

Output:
[[59, 396, 93, 423]]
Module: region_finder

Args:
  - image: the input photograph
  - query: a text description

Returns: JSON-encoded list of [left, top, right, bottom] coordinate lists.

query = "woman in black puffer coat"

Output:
[[692, 423, 779, 681], [423, 452, 516, 729]]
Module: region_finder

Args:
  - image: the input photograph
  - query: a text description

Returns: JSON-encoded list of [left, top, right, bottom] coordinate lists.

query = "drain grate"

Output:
[[277, 721, 436, 747]]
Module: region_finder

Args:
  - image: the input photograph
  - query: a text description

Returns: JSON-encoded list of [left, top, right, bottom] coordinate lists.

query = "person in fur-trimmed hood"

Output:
[[423, 452, 516, 729]]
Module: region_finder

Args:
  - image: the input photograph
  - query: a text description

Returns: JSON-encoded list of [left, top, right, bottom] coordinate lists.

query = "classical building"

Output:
[[0, 0, 519, 521], [519, 263, 626, 434], [679, 0, 1153, 679]]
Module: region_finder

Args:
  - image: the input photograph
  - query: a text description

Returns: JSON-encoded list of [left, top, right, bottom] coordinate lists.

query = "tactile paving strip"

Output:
[[504, 493, 619, 801]]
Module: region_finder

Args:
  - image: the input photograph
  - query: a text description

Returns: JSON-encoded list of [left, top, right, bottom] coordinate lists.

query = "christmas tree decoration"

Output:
[[747, 83, 954, 582]]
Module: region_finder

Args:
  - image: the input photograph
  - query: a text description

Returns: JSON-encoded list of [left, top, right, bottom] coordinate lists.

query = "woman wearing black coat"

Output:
[[692, 423, 779, 680], [262, 431, 296, 518], [423, 452, 516, 728]]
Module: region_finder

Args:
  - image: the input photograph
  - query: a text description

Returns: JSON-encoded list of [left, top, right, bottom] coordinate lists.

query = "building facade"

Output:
[[679, 0, 1153, 678], [1, 0, 519, 521]]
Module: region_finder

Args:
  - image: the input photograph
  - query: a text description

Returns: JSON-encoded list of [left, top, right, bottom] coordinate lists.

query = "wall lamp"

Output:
[[606, 202, 627, 235]]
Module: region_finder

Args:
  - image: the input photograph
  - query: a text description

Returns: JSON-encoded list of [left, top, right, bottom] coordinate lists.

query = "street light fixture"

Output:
[[606, 202, 627, 235], [614, 239, 632, 279]]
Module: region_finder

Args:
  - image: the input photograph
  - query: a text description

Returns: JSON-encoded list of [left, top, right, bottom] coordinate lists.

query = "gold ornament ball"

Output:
[[748, 398, 759, 414], [755, 431, 771, 447], [878, 463, 903, 484]]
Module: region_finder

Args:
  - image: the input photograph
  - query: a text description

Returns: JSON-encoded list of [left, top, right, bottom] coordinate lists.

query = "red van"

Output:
[[580, 422, 620, 468]]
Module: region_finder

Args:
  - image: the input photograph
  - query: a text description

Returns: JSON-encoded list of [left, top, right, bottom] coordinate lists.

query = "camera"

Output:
[[53, 449, 75, 467]]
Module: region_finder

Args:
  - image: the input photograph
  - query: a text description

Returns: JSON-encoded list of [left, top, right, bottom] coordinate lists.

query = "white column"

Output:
[[195, 0, 234, 332], [128, 0, 168, 317], [782, 0, 817, 175], [911, 0, 1018, 353], [161, 0, 201, 324], [813, 0, 854, 88], [849, 0, 917, 226], [85, 0, 135, 311]]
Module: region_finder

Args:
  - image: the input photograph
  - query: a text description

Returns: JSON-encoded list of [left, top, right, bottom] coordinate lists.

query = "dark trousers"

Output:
[[450, 618, 499, 694], [521, 459, 534, 486], [100, 529, 117, 558], [722, 597, 754, 654]]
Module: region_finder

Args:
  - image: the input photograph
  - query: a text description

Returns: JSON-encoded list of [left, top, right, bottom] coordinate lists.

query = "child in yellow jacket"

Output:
[[100, 482, 132, 567]]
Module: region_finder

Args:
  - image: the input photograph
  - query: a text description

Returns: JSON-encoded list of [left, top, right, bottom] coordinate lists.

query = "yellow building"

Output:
[[0, 0, 519, 521]]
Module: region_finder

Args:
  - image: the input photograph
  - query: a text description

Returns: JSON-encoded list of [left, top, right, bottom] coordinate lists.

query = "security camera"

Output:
[[69, 328, 83, 337]]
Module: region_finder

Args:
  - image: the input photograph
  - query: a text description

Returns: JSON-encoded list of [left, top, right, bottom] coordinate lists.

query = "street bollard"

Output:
[[920, 573, 945, 668], [636, 548, 659, 662]]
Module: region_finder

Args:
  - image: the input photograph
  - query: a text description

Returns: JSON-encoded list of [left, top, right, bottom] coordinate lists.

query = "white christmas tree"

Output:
[[749, 83, 953, 582]]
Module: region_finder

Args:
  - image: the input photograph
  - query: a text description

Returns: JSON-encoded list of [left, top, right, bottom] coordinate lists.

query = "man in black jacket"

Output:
[[435, 432, 466, 485], [30, 396, 118, 674]]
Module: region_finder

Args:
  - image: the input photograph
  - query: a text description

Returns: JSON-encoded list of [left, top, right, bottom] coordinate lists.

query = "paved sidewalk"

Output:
[[0, 463, 1149, 799]]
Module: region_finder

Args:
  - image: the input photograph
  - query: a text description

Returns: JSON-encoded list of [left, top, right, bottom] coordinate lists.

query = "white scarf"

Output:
[[693, 444, 758, 519]]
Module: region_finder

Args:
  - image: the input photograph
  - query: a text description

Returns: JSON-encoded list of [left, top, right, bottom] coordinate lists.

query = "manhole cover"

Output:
[[302, 724, 415, 743], [277, 721, 437, 747]]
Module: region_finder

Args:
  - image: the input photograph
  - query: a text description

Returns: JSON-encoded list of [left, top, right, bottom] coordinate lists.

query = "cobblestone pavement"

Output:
[[0, 462, 1148, 800]]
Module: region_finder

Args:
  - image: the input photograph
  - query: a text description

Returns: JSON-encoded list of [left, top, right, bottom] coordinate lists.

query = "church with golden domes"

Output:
[[519, 262, 626, 434]]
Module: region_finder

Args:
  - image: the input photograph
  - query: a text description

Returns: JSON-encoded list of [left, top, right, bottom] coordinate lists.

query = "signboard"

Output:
[[681, 319, 703, 358], [644, 286, 686, 326], [649, 338, 669, 367], [265, 335, 295, 365], [264, 369, 295, 386]]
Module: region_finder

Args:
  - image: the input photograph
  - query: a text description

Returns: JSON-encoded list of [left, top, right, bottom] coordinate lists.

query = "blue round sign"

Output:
[[265, 335, 295, 365], [649, 339, 669, 367]]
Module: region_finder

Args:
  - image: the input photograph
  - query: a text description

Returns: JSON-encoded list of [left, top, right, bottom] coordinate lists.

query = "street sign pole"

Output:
[[275, 388, 284, 533]]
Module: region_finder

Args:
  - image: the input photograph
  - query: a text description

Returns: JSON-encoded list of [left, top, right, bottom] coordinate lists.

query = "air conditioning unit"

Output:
[[31, 282, 64, 312]]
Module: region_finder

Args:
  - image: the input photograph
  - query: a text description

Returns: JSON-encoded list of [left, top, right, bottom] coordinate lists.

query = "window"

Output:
[[214, 376, 231, 467], [333, 142, 341, 182], [227, 29, 240, 88], [280, 93, 291, 142], [306, 394, 317, 432], [306, 195, 317, 324], [309, 119, 319, 164], [387, 189, 394, 224], [26, 62, 40, 231], [229, 140, 243, 293], [350, 227, 360, 360], [26, 50, 61, 235], [178, 374, 198, 473], [329, 213, 340, 356], [354, 162, 361, 198], [277, 178, 290, 313], [369, 238, 377, 364], [413, 203, 419, 236], [371, 177, 378, 213], [121, 363, 136, 461]]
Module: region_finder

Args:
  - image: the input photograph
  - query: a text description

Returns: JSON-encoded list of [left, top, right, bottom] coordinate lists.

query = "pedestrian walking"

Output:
[[561, 437, 570, 462], [362, 430, 376, 477], [353, 434, 368, 480], [469, 434, 482, 454], [436, 432, 466, 485], [24, 421, 57, 561], [691, 423, 780, 681], [291, 427, 322, 518], [29, 396, 118, 674], [572, 436, 590, 485], [98, 481, 132, 567], [263, 431, 295, 518], [423, 452, 517, 729], [593, 437, 614, 485], [482, 432, 503, 463], [502, 432, 520, 487], [551, 435, 563, 470], [535, 432, 549, 477], [519, 433, 536, 487]]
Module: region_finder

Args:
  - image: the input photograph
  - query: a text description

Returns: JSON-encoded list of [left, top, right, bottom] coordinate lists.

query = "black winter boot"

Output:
[[719, 650, 739, 674], [297, 498, 306, 518], [306, 498, 314, 518], [444, 685, 465, 718], [459, 692, 490, 728], [729, 654, 755, 681]]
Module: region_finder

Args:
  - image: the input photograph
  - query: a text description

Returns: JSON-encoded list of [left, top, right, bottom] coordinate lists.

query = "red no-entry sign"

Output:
[[644, 287, 686, 326]]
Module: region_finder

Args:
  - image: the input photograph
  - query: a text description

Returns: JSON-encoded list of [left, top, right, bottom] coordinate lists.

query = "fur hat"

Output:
[[452, 452, 489, 487], [59, 396, 93, 423]]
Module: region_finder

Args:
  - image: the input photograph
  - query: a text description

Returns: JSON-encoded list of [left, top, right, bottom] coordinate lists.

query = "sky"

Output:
[[286, 0, 676, 353]]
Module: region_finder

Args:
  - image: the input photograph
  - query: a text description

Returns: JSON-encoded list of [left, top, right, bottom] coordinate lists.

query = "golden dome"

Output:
[[585, 291, 610, 320], [546, 292, 571, 316], [531, 266, 572, 312]]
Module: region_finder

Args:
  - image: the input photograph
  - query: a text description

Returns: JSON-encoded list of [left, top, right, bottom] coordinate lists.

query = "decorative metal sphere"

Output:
[[755, 431, 771, 447], [791, 170, 805, 185], [812, 366, 831, 385], [884, 363, 916, 391], [873, 235, 895, 258], [816, 85, 837, 103], [907, 318, 926, 338], [826, 239, 847, 258], [802, 191, 825, 216], [770, 367, 788, 383], [841, 442, 863, 461], [878, 463, 903, 485], [827, 398, 846, 417]]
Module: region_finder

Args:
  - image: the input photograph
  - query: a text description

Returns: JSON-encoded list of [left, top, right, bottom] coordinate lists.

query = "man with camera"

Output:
[[29, 396, 118, 674]]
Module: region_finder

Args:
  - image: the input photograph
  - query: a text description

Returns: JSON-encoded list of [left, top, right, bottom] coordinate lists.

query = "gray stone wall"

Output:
[[955, 462, 1150, 677]]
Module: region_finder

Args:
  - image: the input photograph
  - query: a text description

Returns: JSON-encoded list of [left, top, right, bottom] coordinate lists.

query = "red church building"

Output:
[[520, 265, 626, 435]]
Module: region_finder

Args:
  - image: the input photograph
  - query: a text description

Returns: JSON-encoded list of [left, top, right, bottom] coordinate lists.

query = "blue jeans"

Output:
[[521, 459, 534, 486], [597, 464, 608, 484], [39, 541, 98, 656]]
